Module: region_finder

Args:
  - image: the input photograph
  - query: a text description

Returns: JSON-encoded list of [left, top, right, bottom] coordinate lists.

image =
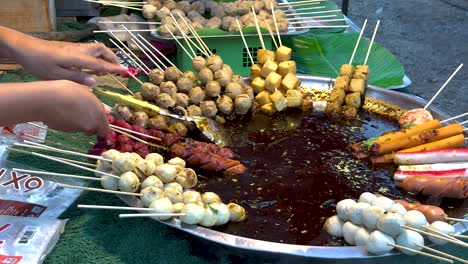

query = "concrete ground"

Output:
[[339, 0, 468, 117]]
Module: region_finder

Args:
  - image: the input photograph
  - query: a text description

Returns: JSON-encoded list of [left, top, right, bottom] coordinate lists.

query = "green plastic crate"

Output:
[[174, 35, 273, 76]]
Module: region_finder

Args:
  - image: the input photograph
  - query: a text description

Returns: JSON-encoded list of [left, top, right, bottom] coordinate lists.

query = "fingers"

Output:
[[85, 43, 120, 65], [62, 54, 127, 76], [53, 67, 96, 86]]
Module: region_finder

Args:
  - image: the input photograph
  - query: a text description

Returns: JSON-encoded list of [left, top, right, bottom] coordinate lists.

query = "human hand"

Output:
[[40, 80, 110, 136], [10, 33, 127, 86]]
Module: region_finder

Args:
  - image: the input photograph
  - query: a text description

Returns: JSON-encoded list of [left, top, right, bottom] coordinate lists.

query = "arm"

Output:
[[0, 81, 109, 136], [0, 26, 127, 86]]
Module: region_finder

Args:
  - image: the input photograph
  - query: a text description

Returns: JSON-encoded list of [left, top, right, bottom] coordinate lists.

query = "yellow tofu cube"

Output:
[[257, 49, 275, 64], [260, 60, 279, 78], [349, 78, 366, 94], [339, 64, 355, 78], [334, 76, 350, 90], [265, 71, 282, 92], [269, 90, 288, 111], [255, 90, 272, 106], [251, 76, 266, 94], [281, 72, 300, 90], [250, 64, 261, 80], [285, 89, 303, 107], [261, 103, 277, 115], [275, 45, 292, 62], [277, 61, 297, 77]]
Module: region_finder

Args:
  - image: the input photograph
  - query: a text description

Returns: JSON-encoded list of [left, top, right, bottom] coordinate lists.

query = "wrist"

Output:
[[0, 26, 41, 61]]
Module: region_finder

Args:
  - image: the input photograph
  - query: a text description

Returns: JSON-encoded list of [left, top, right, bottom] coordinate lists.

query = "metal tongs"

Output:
[[93, 88, 231, 147]]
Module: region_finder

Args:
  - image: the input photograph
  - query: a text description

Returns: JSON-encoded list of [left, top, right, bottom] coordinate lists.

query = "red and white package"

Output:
[[0, 216, 66, 264]]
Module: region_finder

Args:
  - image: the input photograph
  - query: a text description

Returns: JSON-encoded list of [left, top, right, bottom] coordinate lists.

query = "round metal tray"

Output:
[[117, 75, 468, 263]]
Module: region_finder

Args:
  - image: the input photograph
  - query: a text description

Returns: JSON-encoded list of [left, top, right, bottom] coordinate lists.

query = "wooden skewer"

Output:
[[78, 204, 155, 211], [107, 36, 150, 74], [26, 122, 95, 146], [401, 225, 468, 247], [187, 24, 212, 56], [446, 217, 468, 223], [13, 168, 101, 181], [442, 112, 468, 123], [121, 25, 165, 71], [236, 19, 254, 66], [424, 226, 464, 243], [99, 21, 160, 24], [278, 0, 328, 5], [288, 18, 346, 25], [415, 243, 468, 264], [271, 3, 282, 47], [284, 9, 342, 17], [285, 14, 337, 21], [289, 25, 349, 29], [7, 147, 119, 179], [169, 14, 197, 58], [138, 34, 176, 71], [119, 213, 185, 218], [424, 63, 464, 110], [84, 0, 142, 10], [94, 29, 156, 33], [108, 39, 148, 76], [452, 234, 468, 239], [91, 1, 145, 6], [165, 25, 194, 60], [349, 19, 368, 65], [107, 74, 135, 95], [58, 183, 142, 196], [23, 133, 88, 153], [86, 1, 146, 4], [251, 6, 265, 49], [15, 141, 110, 162], [282, 6, 326, 12], [110, 126, 166, 150], [56, 157, 98, 168], [265, 23, 278, 49], [177, 13, 210, 57], [127, 71, 144, 85], [109, 124, 161, 141], [388, 243, 453, 263], [363, 20, 380, 66], [278, 1, 322, 8]]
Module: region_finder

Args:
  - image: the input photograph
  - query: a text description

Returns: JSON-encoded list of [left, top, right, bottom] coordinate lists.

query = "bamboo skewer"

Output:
[[27, 122, 95, 146], [388, 243, 453, 263], [271, 3, 282, 47], [165, 25, 194, 60], [285, 14, 337, 21], [349, 19, 368, 65], [84, 0, 143, 10], [56, 157, 97, 168], [363, 20, 380, 66], [78, 204, 155, 211], [13, 168, 101, 181], [289, 25, 349, 30], [415, 243, 468, 264], [107, 39, 148, 80], [99, 21, 160, 24], [7, 148, 119, 179], [107, 33, 150, 74], [278, 0, 328, 5], [287, 18, 346, 25], [424, 63, 464, 110], [442, 112, 468, 123], [236, 19, 254, 66], [401, 225, 468, 248], [424, 226, 464, 243], [94, 29, 156, 33], [252, 6, 265, 49], [23, 133, 88, 153], [177, 13, 210, 57], [119, 213, 185, 218], [107, 74, 135, 95], [121, 26, 165, 71], [265, 23, 278, 49], [446, 217, 468, 223], [452, 234, 468, 239], [109, 124, 161, 141], [127, 71, 144, 85], [284, 9, 342, 17], [137, 34, 177, 71], [279, 1, 322, 8], [282, 6, 326, 12], [15, 140, 110, 161], [58, 183, 142, 196], [110, 126, 166, 150], [169, 14, 198, 58]]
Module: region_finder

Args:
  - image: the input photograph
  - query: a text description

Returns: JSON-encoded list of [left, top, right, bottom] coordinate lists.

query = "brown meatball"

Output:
[[192, 56, 206, 72], [231, 74, 245, 87], [133, 92, 143, 101], [173, 93, 190, 108], [214, 68, 232, 87], [328, 89, 346, 105], [156, 93, 176, 109], [164, 66, 182, 82], [115, 104, 134, 123], [243, 86, 254, 100], [148, 69, 165, 85], [182, 71, 198, 85], [345, 92, 361, 108], [168, 122, 188, 137], [199, 67, 214, 85], [216, 95, 234, 115], [160, 81, 177, 96], [325, 101, 342, 118], [206, 54, 223, 72], [140, 82, 160, 101], [200, 100, 218, 118], [205, 80, 221, 98], [189, 87, 206, 105], [148, 115, 169, 131], [176, 77, 193, 93], [186, 105, 202, 116], [342, 105, 358, 119], [134, 111, 149, 127], [234, 94, 252, 115], [224, 82, 243, 99]]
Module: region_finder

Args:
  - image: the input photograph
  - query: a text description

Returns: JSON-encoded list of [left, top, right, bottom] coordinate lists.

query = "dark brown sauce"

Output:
[[196, 109, 404, 245]]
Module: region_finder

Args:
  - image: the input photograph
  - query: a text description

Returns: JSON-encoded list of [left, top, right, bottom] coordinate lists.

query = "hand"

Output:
[[11, 34, 127, 86], [41, 80, 110, 136]]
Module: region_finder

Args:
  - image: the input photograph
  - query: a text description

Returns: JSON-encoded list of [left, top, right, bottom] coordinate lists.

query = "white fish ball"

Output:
[[168, 157, 186, 168], [343, 222, 361, 245], [387, 203, 407, 215], [149, 197, 173, 220], [227, 203, 246, 222], [141, 176, 164, 189], [395, 229, 424, 255], [172, 202, 185, 213], [145, 153, 165, 166], [100, 175, 119, 190], [183, 190, 202, 204], [371, 196, 394, 211], [403, 210, 427, 230], [349, 202, 371, 225], [366, 230, 395, 255], [112, 155, 136, 174], [355, 227, 371, 246], [96, 159, 112, 175], [164, 182, 184, 193], [428, 221, 456, 245], [155, 164, 177, 183], [358, 192, 377, 204], [200, 207, 218, 227], [164, 187, 183, 204], [101, 149, 121, 160], [209, 202, 230, 226], [324, 215, 344, 237], [201, 192, 222, 204], [118, 171, 140, 192], [141, 186, 164, 207], [377, 213, 405, 237], [336, 199, 356, 221], [362, 206, 385, 229], [135, 159, 157, 177], [180, 203, 205, 224]]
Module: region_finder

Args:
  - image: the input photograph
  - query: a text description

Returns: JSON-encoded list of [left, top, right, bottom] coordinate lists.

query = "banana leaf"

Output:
[[283, 33, 405, 87]]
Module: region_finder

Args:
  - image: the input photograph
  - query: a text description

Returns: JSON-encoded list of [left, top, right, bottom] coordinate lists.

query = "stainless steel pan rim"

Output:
[[118, 74, 467, 260]]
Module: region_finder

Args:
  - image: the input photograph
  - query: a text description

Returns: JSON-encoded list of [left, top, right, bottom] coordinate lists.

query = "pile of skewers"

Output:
[[324, 192, 468, 262], [8, 141, 247, 227]]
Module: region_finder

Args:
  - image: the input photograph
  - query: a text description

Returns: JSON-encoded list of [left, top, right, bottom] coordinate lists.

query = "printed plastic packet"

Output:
[[0, 216, 66, 264]]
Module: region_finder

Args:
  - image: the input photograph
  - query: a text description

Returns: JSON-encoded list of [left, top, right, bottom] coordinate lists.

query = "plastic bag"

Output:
[[0, 216, 66, 264]]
